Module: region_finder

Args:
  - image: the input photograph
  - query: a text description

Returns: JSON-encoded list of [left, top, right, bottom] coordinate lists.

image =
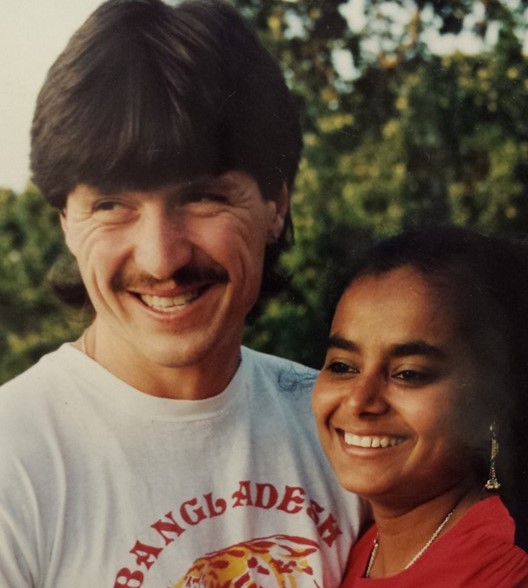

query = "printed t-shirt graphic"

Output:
[[174, 535, 322, 587]]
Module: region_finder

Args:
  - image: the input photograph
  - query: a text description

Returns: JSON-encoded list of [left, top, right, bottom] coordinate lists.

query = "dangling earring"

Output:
[[484, 421, 501, 491]]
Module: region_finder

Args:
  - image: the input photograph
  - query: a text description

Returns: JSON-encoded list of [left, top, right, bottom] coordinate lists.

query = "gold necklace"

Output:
[[365, 507, 455, 578], [81, 329, 90, 358]]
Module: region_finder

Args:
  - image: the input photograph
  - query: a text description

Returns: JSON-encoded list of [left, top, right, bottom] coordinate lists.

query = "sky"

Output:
[[0, 1, 101, 192], [0, 0, 495, 193]]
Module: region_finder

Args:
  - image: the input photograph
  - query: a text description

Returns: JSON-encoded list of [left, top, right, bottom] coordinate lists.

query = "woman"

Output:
[[313, 226, 528, 586]]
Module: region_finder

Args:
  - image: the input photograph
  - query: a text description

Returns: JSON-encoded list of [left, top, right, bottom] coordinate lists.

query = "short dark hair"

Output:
[[339, 226, 528, 548], [32, 0, 303, 302], [31, 0, 302, 205]]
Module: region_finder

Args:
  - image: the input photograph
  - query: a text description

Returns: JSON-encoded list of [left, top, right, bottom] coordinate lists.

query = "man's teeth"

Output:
[[343, 433, 403, 448], [140, 291, 199, 311]]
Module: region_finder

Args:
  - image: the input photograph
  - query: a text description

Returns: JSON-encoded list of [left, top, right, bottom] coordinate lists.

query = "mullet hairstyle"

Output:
[[336, 225, 528, 550], [31, 0, 302, 304]]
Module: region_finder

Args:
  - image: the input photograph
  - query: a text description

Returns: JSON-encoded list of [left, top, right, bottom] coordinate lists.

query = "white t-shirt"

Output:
[[0, 344, 365, 587]]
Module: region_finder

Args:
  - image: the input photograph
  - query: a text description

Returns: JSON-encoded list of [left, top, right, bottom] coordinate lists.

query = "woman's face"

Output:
[[313, 265, 481, 510]]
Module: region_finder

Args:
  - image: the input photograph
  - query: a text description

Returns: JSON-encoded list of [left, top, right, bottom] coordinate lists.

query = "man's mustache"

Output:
[[111, 265, 229, 290]]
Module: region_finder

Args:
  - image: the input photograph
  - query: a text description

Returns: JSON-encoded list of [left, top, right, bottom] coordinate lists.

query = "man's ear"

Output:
[[59, 208, 68, 234], [267, 182, 290, 243], [59, 207, 76, 256]]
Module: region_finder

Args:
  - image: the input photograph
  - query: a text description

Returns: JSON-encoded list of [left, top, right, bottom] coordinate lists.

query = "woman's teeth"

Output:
[[343, 433, 403, 448]]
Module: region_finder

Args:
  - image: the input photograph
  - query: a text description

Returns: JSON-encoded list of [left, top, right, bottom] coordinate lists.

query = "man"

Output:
[[0, 0, 364, 585]]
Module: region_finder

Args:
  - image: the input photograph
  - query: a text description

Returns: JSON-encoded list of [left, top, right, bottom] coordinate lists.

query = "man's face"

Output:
[[61, 171, 287, 396]]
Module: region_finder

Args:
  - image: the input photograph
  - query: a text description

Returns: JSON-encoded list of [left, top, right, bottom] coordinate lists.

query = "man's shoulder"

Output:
[[0, 348, 68, 474], [241, 346, 318, 395], [0, 344, 71, 416]]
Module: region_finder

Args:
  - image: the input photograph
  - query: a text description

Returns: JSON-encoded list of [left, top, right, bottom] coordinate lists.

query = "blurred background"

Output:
[[1, 0, 528, 382]]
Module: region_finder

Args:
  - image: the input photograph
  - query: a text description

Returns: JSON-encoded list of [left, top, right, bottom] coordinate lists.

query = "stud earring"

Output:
[[484, 421, 501, 491], [266, 231, 278, 245]]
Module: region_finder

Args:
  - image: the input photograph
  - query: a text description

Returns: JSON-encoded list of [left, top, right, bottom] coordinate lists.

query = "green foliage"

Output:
[[242, 0, 528, 368], [2, 0, 528, 380], [0, 186, 86, 383]]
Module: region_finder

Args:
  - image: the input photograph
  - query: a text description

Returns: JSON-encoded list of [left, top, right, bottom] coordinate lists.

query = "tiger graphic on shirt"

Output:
[[173, 534, 322, 587]]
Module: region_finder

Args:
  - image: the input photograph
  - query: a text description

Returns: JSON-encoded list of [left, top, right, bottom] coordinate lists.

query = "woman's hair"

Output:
[[339, 225, 528, 548], [33, 0, 302, 305]]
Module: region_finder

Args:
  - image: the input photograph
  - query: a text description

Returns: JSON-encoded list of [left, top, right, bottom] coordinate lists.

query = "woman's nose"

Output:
[[344, 373, 390, 417]]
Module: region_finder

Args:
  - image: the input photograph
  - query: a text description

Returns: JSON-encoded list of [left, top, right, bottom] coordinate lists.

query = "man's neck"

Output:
[[75, 323, 242, 400]]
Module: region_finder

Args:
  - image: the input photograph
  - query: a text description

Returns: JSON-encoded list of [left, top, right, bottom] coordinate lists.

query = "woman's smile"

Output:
[[313, 265, 479, 506]]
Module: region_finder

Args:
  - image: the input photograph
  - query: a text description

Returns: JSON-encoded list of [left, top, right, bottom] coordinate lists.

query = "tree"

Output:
[[240, 0, 528, 368], [0, 186, 87, 382], [1, 1, 528, 381]]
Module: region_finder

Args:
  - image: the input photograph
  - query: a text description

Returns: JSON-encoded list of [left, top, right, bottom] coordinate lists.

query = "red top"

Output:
[[342, 497, 528, 587]]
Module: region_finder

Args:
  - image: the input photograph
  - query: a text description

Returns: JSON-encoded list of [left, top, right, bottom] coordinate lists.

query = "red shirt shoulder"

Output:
[[342, 497, 528, 588]]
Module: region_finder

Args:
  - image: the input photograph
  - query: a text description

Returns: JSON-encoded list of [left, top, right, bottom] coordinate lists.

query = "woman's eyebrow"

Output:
[[327, 336, 359, 353], [327, 336, 446, 360], [390, 341, 446, 359]]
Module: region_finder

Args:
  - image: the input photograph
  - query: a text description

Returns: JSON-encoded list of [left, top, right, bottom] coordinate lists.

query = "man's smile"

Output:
[[138, 288, 206, 312]]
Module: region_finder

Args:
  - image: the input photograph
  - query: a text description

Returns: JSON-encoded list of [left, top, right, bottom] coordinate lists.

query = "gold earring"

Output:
[[484, 421, 501, 491]]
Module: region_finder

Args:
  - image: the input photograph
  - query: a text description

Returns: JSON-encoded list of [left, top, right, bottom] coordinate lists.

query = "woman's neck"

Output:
[[367, 485, 481, 578]]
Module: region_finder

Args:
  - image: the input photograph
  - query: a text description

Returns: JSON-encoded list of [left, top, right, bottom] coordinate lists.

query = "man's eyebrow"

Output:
[[180, 176, 237, 192]]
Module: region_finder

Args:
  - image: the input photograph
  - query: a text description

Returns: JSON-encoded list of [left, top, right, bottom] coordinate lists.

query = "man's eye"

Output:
[[91, 199, 135, 222], [93, 200, 121, 211], [188, 192, 228, 204], [92, 198, 131, 211]]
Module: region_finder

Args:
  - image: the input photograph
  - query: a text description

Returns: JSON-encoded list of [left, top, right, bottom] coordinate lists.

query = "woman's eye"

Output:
[[325, 361, 358, 374], [393, 370, 434, 384]]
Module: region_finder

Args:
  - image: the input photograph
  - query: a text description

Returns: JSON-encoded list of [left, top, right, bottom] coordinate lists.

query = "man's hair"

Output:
[[339, 225, 528, 549], [31, 0, 302, 204], [32, 0, 303, 300]]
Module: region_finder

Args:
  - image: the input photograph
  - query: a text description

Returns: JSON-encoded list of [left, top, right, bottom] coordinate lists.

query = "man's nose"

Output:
[[134, 208, 193, 280]]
